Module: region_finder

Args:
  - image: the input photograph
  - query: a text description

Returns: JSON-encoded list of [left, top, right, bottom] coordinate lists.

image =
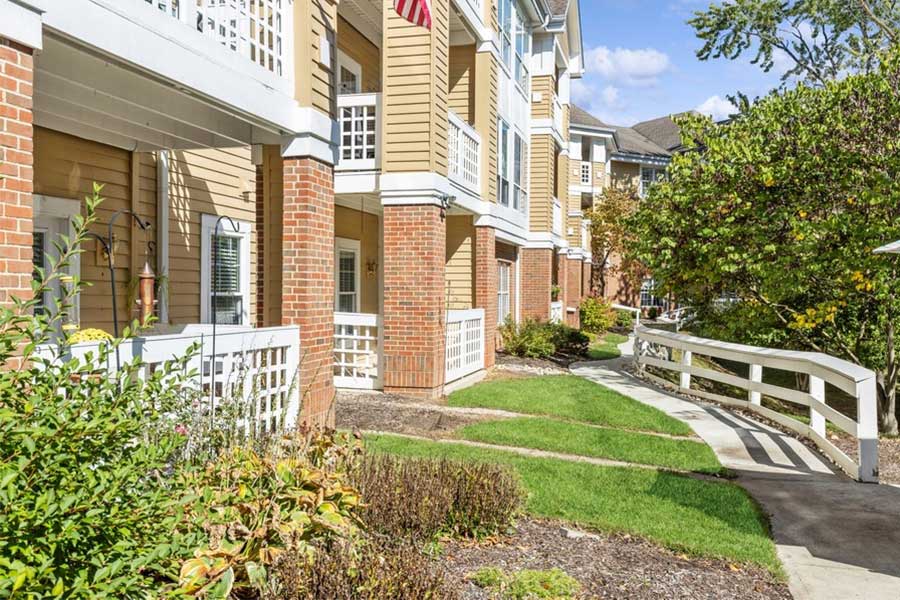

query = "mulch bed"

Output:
[[439, 518, 791, 599], [496, 352, 579, 370]]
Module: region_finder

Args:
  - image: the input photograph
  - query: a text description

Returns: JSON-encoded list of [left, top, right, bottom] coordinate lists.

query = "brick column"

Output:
[[281, 157, 335, 426], [566, 256, 582, 328], [0, 39, 34, 307], [520, 248, 552, 321], [582, 261, 592, 297], [474, 226, 497, 369], [382, 204, 446, 397], [557, 250, 569, 324], [254, 162, 265, 327]]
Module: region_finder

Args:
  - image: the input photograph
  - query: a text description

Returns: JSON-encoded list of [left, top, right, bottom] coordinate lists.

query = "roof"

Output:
[[632, 112, 694, 153], [570, 105, 611, 130], [609, 126, 671, 160], [546, 0, 570, 17]]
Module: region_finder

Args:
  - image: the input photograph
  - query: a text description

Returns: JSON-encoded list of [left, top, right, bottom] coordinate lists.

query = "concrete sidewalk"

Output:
[[571, 343, 900, 600]]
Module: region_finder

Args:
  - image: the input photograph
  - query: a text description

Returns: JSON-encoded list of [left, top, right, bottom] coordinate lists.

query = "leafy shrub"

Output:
[[500, 319, 556, 358], [352, 454, 524, 540], [469, 567, 580, 599], [648, 306, 659, 320], [265, 537, 458, 600], [0, 189, 203, 598], [545, 323, 589, 355], [615, 309, 634, 329], [579, 296, 616, 334]]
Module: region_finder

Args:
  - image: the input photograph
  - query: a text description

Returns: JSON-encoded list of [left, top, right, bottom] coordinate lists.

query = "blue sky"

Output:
[[572, 0, 786, 126]]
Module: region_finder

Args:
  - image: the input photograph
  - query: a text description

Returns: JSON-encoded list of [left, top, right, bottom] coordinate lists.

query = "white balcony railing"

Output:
[[448, 111, 482, 195], [445, 309, 485, 383], [580, 162, 592, 185], [334, 312, 382, 390], [552, 94, 564, 137], [37, 325, 301, 435], [145, 0, 293, 78], [337, 93, 381, 171], [550, 301, 564, 324], [552, 197, 563, 237]]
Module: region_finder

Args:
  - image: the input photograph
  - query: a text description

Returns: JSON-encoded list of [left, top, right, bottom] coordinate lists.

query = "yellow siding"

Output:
[[262, 146, 283, 327], [294, 0, 337, 116], [448, 45, 475, 124], [445, 215, 474, 309], [474, 50, 498, 202], [610, 161, 640, 192], [531, 75, 554, 120], [528, 134, 555, 232], [381, 0, 449, 174], [335, 205, 381, 314], [337, 15, 381, 93], [167, 147, 257, 325]]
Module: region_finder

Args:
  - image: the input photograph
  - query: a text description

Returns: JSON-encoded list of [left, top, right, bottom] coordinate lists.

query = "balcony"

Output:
[[448, 111, 482, 196]]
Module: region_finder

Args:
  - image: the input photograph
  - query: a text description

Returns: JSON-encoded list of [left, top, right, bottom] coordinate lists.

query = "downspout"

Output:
[[157, 150, 170, 325]]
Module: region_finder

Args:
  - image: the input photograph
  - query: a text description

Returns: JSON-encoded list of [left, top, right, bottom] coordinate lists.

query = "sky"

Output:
[[572, 0, 787, 126]]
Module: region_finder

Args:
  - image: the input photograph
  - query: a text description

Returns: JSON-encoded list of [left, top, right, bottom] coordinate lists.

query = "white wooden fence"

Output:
[[333, 312, 382, 390], [38, 325, 301, 435], [634, 325, 878, 482], [445, 309, 485, 384]]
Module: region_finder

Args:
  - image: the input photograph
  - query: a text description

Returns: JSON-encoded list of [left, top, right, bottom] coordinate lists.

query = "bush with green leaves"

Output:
[[579, 296, 616, 334], [615, 309, 634, 329], [469, 567, 580, 599], [499, 319, 589, 359]]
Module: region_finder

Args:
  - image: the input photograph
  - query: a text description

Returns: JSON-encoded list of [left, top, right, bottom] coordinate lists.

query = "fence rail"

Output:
[[448, 111, 481, 195], [634, 325, 878, 482], [445, 309, 485, 384], [334, 312, 382, 390]]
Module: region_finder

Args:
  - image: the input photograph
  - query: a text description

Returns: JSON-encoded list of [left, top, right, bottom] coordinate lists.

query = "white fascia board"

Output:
[[380, 172, 453, 206], [570, 125, 616, 137], [451, 0, 492, 45], [612, 153, 671, 167], [524, 232, 568, 250], [531, 120, 565, 147], [335, 170, 380, 195], [41, 0, 309, 135], [0, 0, 44, 50]]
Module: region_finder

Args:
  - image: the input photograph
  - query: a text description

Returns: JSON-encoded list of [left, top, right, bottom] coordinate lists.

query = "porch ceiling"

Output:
[[336, 194, 383, 216], [33, 34, 287, 152]]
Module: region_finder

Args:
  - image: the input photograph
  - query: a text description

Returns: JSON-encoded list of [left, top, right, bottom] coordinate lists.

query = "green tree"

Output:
[[628, 51, 900, 434], [690, 0, 899, 87], [587, 188, 643, 298]]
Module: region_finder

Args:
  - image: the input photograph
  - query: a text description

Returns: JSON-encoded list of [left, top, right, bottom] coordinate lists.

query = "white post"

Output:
[[809, 374, 826, 438], [679, 350, 692, 390], [856, 377, 879, 483], [156, 150, 170, 325], [748, 363, 762, 407]]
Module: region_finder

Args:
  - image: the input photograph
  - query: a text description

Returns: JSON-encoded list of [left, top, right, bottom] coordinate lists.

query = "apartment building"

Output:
[[0, 0, 587, 425]]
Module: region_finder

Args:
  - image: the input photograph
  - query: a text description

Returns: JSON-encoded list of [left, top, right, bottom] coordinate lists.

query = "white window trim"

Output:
[[335, 237, 362, 314], [33, 195, 81, 322], [337, 50, 362, 94], [497, 260, 512, 324], [201, 213, 252, 325]]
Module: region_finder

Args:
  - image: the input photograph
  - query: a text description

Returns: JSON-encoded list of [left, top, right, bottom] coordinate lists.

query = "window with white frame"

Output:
[[498, 261, 511, 324], [335, 238, 361, 313], [513, 132, 527, 211], [337, 50, 362, 94], [639, 166, 666, 198], [514, 10, 530, 89], [497, 118, 510, 207], [640, 277, 666, 308], [498, 0, 530, 90], [32, 195, 81, 322], [498, 0, 512, 70], [201, 214, 251, 325]]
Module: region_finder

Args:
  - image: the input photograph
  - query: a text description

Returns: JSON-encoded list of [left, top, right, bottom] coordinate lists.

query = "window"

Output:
[[337, 50, 361, 94], [32, 195, 81, 323], [32, 230, 47, 315], [640, 166, 666, 198], [335, 238, 361, 313], [499, 0, 529, 89], [498, 0, 512, 69], [498, 261, 511, 324], [640, 277, 666, 308], [497, 118, 510, 207], [513, 8, 530, 90], [201, 214, 251, 325], [513, 132, 527, 211]]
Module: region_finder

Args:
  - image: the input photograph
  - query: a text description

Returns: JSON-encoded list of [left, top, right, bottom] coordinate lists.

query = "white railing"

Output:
[[552, 198, 563, 237], [552, 95, 564, 137], [445, 309, 485, 383], [580, 162, 592, 185], [634, 325, 878, 482], [550, 301, 564, 324], [38, 325, 301, 434], [337, 93, 381, 171], [145, 0, 293, 78], [334, 312, 382, 390], [448, 111, 482, 195]]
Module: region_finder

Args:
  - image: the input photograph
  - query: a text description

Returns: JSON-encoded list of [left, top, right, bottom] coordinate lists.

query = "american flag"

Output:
[[394, 0, 432, 29]]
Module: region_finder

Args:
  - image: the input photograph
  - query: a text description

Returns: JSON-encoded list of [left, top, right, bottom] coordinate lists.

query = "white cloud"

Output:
[[696, 95, 736, 121], [601, 85, 624, 109], [584, 46, 671, 86]]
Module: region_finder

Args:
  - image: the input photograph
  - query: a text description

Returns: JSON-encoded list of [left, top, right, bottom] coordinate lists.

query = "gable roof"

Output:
[[570, 105, 612, 130], [632, 112, 694, 153], [609, 126, 671, 160]]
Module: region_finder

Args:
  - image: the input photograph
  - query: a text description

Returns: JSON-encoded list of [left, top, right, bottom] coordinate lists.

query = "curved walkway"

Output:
[[571, 341, 900, 600]]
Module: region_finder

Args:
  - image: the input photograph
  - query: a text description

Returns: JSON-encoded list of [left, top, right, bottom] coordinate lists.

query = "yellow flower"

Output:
[[798, 210, 807, 218]]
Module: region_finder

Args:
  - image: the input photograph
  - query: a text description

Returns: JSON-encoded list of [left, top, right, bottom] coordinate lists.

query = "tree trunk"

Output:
[[879, 301, 899, 435]]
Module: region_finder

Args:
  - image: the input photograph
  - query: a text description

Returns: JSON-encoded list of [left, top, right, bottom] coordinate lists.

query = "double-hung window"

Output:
[[335, 238, 361, 313], [513, 9, 530, 90], [498, 261, 511, 324], [640, 166, 665, 198], [201, 214, 251, 325], [32, 195, 81, 323], [497, 118, 510, 207], [513, 132, 527, 212], [498, 0, 512, 69], [640, 277, 665, 309]]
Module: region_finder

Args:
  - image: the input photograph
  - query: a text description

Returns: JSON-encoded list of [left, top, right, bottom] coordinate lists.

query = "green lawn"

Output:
[[587, 332, 630, 360], [366, 434, 780, 573], [457, 417, 724, 475], [448, 375, 693, 437]]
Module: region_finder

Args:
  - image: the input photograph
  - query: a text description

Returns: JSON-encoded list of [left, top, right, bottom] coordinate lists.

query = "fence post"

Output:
[[748, 363, 762, 407], [856, 377, 879, 483], [808, 375, 826, 438], [679, 350, 692, 390]]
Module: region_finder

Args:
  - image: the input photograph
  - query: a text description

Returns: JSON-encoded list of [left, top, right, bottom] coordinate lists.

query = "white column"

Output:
[[748, 363, 762, 406], [809, 375, 826, 437]]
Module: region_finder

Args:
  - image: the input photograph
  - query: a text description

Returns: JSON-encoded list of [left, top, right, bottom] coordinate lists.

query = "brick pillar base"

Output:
[[557, 250, 569, 323], [566, 256, 582, 328], [382, 204, 446, 397], [0, 39, 34, 307], [474, 226, 497, 369], [281, 157, 335, 426], [520, 248, 552, 321], [582, 261, 591, 298]]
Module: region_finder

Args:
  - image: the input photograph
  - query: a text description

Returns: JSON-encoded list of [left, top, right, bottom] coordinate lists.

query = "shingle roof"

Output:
[[609, 126, 671, 159], [547, 0, 570, 17], [632, 112, 694, 153], [570, 105, 611, 130]]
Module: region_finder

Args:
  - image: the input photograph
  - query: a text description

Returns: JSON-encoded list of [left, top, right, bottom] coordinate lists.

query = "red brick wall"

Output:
[[0, 39, 34, 306], [521, 248, 552, 321], [254, 162, 265, 327], [474, 226, 497, 368], [557, 250, 569, 325], [582, 261, 591, 298], [567, 256, 583, 328], [382, 204, 446, 397], [281, 157, 335, 426]]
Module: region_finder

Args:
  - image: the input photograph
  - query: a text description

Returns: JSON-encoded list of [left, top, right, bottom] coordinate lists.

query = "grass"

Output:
[[457, 417, 724, 475], [469, 567, 580, 599], [448, 374, 693, 437], [587, 332, 630, 360], [366, 434, 781, 574]]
